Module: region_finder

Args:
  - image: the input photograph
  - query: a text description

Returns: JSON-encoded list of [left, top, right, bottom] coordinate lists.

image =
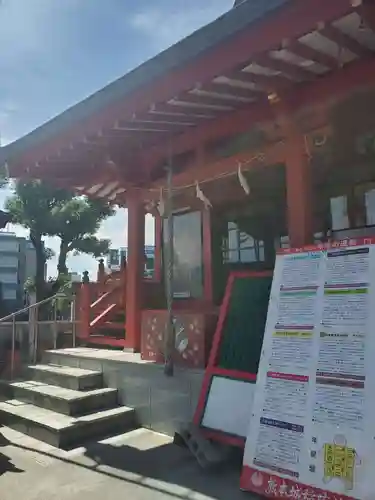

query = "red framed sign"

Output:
[[193, 270, 273, 448], [241, 239, 375, 499]]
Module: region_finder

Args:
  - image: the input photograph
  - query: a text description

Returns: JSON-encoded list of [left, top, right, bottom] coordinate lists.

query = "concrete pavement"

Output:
[[0, 427, 258, 500]]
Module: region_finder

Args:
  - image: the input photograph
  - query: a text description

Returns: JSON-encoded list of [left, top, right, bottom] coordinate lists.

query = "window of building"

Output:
[[328, 183, 375, 231], [274, 235, 290, 251], [353, 182, 375, 227], [0, 272, 18, 284], [163, 211, 203, 299], [223, 221, 265, 264], [365, 189, 375, 225], [0, 256, 18, 268], [3, 289, 16, 300], [0, 239, 19, 253], [330, 195, 349, 231]]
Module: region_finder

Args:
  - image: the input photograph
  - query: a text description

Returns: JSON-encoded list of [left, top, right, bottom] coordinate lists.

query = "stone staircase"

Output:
[[0, 363, 136, 449]]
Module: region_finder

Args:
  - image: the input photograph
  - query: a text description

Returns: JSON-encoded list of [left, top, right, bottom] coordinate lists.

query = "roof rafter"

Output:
[[114, 121, 186, 133], [149, 103, 216, 119], [226, 70, 291, 92], [282, 39, 339, 70], [255, 54, 316, 81], [194, 82, 258, 101], [4, 0, 354, 171], [168, 94, 234, 111], [141, 57, 375, 172], [318, 22, 373, 57], [128, 113, 197, 126]]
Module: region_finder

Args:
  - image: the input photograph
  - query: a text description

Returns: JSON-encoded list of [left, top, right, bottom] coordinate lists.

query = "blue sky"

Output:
[[0, 0, 232, 277]]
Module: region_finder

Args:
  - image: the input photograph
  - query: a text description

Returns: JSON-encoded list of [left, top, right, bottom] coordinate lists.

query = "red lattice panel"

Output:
[[141, 311, 217, 369]]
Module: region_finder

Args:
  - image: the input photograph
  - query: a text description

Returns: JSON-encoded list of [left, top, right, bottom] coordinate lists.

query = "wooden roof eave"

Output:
[[0, 0, 292, 171], [0, 0, 357, 175]]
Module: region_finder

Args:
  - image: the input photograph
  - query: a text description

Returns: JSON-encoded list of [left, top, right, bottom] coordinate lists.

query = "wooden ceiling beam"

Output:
[[140, 100, 273, 170], [114, 122, 182, 133], [44, 135, 122, 165], [101, 128, 180, 155], [128, 113, 197, 126], [46, 141, 127, 167], [170, 94, 235, 110], [283, 39, 339, 70], [318, 23, 373, 57], [56, 143, 104, 159], [195, 82, 258, 101], [225, 70, 291, 92], [148, 103, 216, 119], [99, 129, 176, 147], [255, 54, 316, 81], [147, 141, 286, 193], [103, 183, 124, 200], [142, 57, 375, 172]]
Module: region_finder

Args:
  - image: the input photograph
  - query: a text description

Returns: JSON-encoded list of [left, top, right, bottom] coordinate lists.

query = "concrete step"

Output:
[[10, 381, 118, 416], [0, 399, 136, 448], [28, 364, 103, 391]]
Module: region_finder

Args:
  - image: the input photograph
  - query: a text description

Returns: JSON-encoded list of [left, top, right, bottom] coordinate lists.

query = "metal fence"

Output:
[[0, 294, 78, 380]]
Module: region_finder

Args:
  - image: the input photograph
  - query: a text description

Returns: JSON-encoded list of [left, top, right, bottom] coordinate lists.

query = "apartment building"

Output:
[[0, 232, 42, 311]]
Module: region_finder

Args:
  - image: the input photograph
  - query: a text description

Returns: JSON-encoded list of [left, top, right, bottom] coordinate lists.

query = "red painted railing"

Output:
[[79, 259, 126, 340]]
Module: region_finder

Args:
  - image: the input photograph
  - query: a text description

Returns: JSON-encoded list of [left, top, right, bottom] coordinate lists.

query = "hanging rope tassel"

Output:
[[238, 163, 250, 195], [195, 181, 212, 209]]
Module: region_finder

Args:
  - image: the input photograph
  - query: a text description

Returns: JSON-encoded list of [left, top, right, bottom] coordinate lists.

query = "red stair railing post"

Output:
[[97, 259, 106, 291], [80, 271, 91, 339]]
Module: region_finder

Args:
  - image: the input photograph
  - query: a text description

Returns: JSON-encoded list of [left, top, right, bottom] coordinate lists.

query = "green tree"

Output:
[[5, 180, 114, 301]]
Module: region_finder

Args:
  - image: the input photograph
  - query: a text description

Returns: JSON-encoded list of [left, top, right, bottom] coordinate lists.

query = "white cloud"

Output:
[[0, 0, 80, 60], [129, 1, 231, 51]]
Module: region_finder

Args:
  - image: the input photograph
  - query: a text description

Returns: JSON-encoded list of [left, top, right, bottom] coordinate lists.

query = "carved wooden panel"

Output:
[[141, 310, 217, 369]]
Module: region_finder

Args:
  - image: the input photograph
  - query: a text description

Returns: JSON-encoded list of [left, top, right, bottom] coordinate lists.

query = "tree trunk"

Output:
[[57, 241, 69, 275], [30, 231, 46, 303]]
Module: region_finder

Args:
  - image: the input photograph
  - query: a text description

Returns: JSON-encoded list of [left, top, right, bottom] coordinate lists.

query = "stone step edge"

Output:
[[0, 400, 134, 431], [28, 364, 102, 378], [10, 381, 116, 402]]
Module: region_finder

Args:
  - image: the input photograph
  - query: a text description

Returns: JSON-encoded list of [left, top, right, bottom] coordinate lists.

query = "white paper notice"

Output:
[[269, 331, 313, 374], [325, 247, 369, 287], [241, 243, 375, 500], [281, 252, 322, 288], [322, 287, 368, 330], [276, 290, 317, 328]]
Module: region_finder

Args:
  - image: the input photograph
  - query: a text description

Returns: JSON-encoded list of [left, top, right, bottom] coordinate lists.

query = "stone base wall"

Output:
[[44, 349, 204, 437]]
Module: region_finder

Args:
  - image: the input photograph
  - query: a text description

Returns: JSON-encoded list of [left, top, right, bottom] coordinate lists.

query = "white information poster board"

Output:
[[241, 239, 375, 500]]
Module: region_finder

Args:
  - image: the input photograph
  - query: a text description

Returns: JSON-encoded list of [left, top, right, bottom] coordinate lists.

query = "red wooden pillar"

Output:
[[125, 194, 145, 351], [275, 101, 313, 247]]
